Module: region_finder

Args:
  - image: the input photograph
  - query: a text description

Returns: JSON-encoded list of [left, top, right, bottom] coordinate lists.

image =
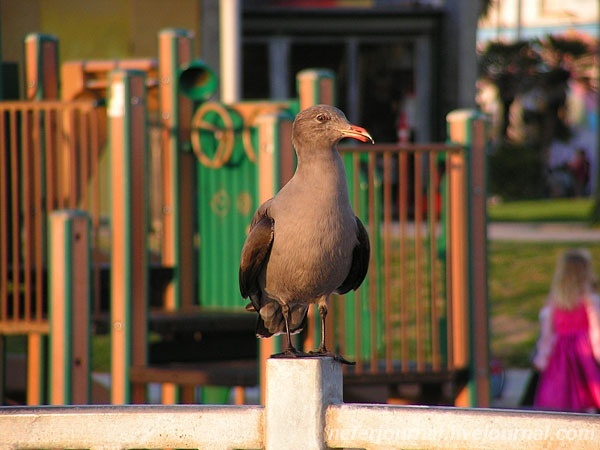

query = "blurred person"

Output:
[[533, 248, 600, 412], [568, 148, 591, 197], [546, 140, 573, 197]]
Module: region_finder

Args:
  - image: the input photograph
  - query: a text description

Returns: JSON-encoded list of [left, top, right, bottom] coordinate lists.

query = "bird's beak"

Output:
[[341, 125, 375, 144]]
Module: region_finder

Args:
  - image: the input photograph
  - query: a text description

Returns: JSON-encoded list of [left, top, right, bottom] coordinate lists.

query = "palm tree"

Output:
[[479, 33, 597, 200], [478, 40, 541, 140]]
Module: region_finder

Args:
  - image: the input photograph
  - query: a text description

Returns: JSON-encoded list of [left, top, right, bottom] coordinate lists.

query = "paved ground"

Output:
[[488, 222, 600, 242], [491, 368, 534, 409]]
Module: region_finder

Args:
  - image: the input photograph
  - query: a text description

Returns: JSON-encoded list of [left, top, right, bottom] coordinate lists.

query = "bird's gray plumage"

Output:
[[239, 104, 372, 361]]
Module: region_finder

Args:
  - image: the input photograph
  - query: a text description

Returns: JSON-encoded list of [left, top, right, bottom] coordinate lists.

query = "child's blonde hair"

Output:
[[550, 248, 596, 309]]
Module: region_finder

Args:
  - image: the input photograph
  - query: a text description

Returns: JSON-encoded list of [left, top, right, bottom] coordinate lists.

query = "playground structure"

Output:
[[0, 30, 488, 406]]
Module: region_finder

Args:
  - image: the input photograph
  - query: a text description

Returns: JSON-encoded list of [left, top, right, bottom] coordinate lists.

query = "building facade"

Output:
[[1, 0, 479, 142]]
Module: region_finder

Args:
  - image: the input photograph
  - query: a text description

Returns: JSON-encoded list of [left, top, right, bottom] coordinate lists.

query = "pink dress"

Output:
[[533, 296, 600, 412]]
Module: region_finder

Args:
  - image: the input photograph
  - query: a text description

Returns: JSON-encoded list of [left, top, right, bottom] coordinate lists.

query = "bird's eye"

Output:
[[316, 113, 330, 122]]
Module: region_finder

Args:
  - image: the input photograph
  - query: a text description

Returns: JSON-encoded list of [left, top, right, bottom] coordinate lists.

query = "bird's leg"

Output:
[[309, 298, 355, 365], [317, 301, 328, 354], [271, 304, 308, 359]]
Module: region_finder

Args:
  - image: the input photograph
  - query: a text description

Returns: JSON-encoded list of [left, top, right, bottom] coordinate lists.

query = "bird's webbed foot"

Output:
[[308, 348, 356, 365]]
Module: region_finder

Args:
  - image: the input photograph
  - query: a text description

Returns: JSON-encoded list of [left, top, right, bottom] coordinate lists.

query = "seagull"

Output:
[[239, 104, 372, 364]]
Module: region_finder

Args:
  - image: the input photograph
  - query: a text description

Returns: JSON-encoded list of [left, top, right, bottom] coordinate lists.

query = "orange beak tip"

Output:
[[345, 124, 374, 144]]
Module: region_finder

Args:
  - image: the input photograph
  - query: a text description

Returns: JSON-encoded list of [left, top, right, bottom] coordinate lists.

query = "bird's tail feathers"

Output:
[[255, 301, 308, 338]]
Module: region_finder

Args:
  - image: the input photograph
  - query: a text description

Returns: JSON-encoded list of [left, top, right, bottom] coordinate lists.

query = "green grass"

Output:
[[488, 198, 594, 222]]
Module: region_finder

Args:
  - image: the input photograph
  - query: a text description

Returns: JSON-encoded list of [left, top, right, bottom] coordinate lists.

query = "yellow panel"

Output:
[[40, 0, 131, 61], [130, 0, 200, 57]]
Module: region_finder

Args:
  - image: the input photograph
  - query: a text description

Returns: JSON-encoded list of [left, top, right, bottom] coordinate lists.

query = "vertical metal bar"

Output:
[[382, 151, 392, 373], [296, 69, 336, 356], [414, 154, 423, 371], [255, 112, 294, 404], [398, 151, 408, 372], [428, 151, 440, 370], [70, 213, 91, 405], [158, 29, 194, 321], [55, 107, 65, 210], [67, 108, 77, 209], [24, 33, 59, 101], [352, 153, 362, 373], [24, 103, 46, 406], [22, 110, 32, 322], [89, 108, 102, 316], [49, 210, 91, 405], [10, 108, 20, 321], [467, 118, 490, 407], [367, 152, 377, 374], [109, 70, 149, 404], [79, 108, 89, 209], [26, 333, 44, 405], [33, 108, 44, 321], [0, 108, 7, 322], [297, 69, 336, 110], [0, 336, 5, 404], [49, 211, 71, 404], [45, 108, 56, 213], [445, 150, 454, 371], [448, 147, 468, 406]]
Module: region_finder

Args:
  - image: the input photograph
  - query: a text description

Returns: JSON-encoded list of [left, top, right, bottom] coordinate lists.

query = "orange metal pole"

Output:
[[158, 29, 194, 310], [297, 69, 335, 111], [255, 111, 294, 405], [468, 117, 490, 407], [399, 152, 409, 372], [157, 28, 195, 405], [428, 152, 441, 371], [447, 109, 490, 407], [26, 334, 44, 405], [382, 151, 393, 373], [49, 210, 91, 405], [296, 69, 336, 354], [24, 33, 59, 100], [448, 148, 468, 406], [109, 70, 148, 404], [25, 44, 59, 414]]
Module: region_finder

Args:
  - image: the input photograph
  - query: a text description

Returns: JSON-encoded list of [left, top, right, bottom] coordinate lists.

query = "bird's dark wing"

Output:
[[250, 198, 272, 228], [239, 202, 274, 302], [336, 216, 370, 294]]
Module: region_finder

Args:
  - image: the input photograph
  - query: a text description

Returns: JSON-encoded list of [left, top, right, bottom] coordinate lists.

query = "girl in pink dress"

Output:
[[533, 248, 600, 412]]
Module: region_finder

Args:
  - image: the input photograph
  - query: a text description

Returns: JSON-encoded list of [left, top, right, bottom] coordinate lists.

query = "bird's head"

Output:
[[291, 105, 374, 151]]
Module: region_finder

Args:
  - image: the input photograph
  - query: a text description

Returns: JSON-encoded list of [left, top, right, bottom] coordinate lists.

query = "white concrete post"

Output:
[[265, 357, 342, 450]]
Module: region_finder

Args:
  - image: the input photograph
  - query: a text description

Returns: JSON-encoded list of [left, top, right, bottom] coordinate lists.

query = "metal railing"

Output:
[[0, 100, 103, 333], [337, 143, 463, 375]]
